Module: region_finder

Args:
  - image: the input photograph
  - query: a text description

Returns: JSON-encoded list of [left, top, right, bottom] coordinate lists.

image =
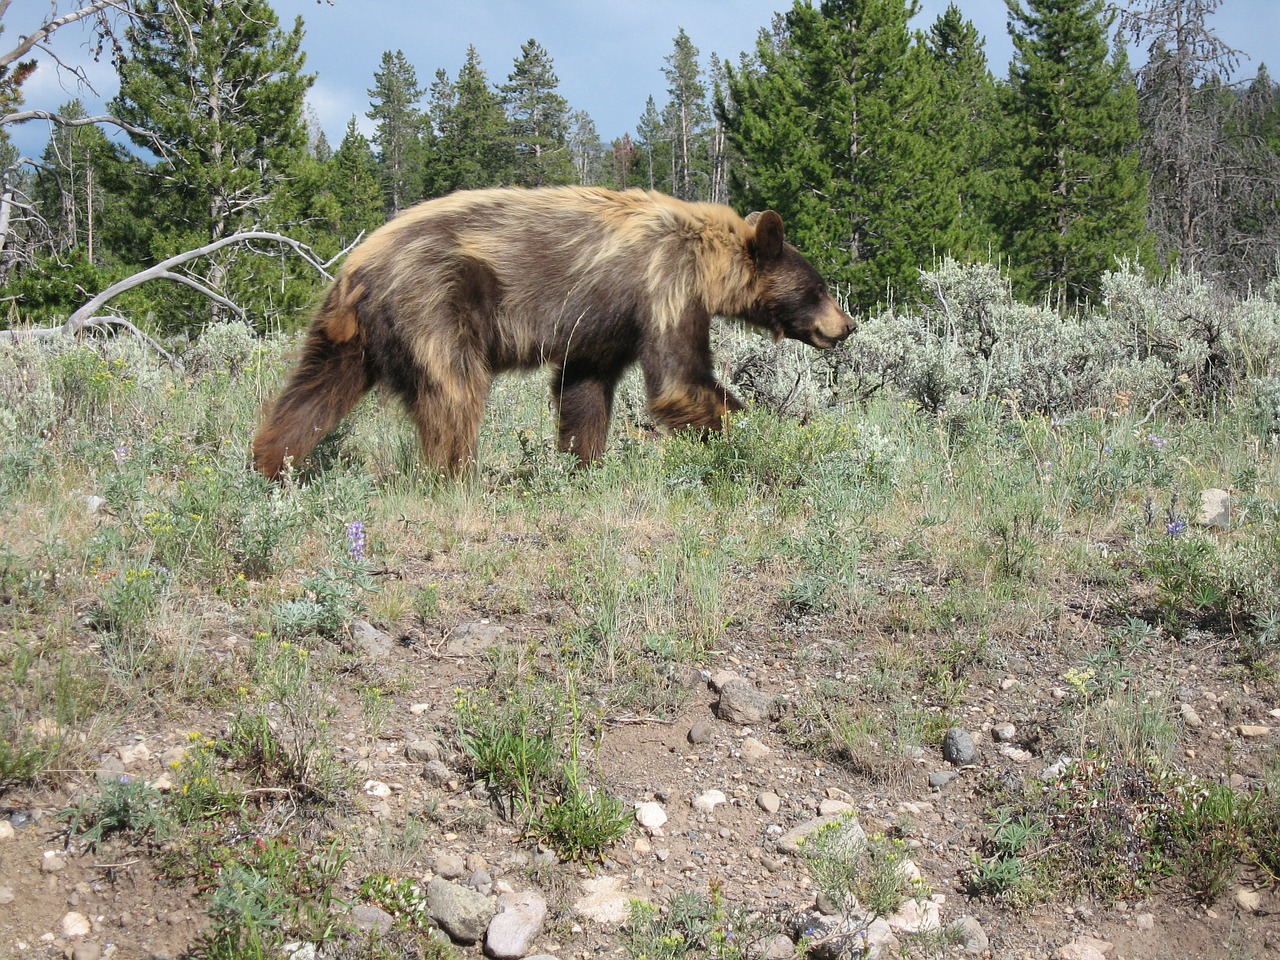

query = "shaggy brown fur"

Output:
[[253, 186, 854, 478]]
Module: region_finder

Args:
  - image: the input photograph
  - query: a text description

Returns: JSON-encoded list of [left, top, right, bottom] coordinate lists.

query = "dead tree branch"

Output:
[[0, 0, 132, 72], [1, 230, 334, 348]]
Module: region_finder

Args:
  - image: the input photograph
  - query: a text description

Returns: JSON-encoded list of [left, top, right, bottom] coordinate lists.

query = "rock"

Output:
[[992, 722, 1016, 743], [87, 495, 108, 514], [1134, 913, 1155, 931], [693, 789, 727, 814], [688, 720, 714, 745], [1197, 488, 1230, 529], [446, 621, 508, 657], [635, 802, 668, 831], [709, 670, 742, 693], [435, 852, 467, 880], [426, 877, 495, 945], [574, 876, 633, 925], [756, 791, 782, 815], [282, 944, 319, 960], [405, 739, 443, 763], [1053, 937, 1113, 960], [948, 916, 989, 955], [740, 736, 771, 763], [716, 682, 774, 725], [0, 820, 13, 842], [817, 799, 853, 816], [1180, 704, 1203, 728], [423, 760, 452, 784], [350, 620, 394, 660], [800, 912, 898, 960], [1234, 725, 1271, 738], [71, 944, 101, 960], [0, 886, 13, 906], [928, 770, 957, 790], [41, 851, 67, 874], [349, 904, 394, 934], [942, 727, 978, 765], [1234, 887, 1263, 913], [61, 912, 92, 938], [485, 890, 548, 959], [363, 779, 392, 799], [777, 813, 865, 857], [118, 742, 151, 765], [885, 897, 940, 934], [753, 933, 796, 960]]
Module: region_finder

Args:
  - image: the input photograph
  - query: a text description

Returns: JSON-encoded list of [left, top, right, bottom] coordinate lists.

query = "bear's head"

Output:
[[746, 211, 855, 350]]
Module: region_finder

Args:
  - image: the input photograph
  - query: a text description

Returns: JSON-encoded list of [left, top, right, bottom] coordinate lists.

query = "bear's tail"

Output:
[[252, 281, 371, 480]]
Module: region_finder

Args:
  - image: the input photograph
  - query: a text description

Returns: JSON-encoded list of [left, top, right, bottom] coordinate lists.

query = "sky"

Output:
[[10, 0, 1280, 160]]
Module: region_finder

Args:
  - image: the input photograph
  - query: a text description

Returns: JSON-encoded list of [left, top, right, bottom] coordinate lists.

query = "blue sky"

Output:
[[11, 0, 1280, 159]]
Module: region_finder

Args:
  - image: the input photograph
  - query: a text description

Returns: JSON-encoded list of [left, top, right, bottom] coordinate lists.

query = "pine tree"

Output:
[[925, 5, 1001, 260], [434, 46, 513, 192], [1002, 0, 1150, 301], [722, 0, 956, 307], [567, 111, 604, 185], [367, 49, 426, 212], [501, 40, 575, 187], [635, 96, 671, 192], [329, 116, 385, 243], [113, 0, 312, 250], [663, 28, 710, 200]]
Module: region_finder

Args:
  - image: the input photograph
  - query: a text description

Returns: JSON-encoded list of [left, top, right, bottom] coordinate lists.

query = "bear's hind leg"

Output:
[[552, 367, 619, 464]]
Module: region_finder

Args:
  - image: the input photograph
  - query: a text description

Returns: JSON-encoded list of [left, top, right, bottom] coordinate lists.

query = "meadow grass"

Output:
[[2, 295, 1280, 948]]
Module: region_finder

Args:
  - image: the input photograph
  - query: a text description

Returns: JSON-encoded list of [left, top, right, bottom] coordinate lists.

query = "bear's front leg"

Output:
[[648, 381, 745, 435], [552, 367, 620, 464]]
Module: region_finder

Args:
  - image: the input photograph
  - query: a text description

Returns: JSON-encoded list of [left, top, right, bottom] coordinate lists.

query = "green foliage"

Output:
[[63, 775, 167, 850], [624, 884, 763, 960], [502, 40, 576, 188], [1001, 0, 1152, 301], [368, 49, 427, 212], [801, 815, 928, 918]]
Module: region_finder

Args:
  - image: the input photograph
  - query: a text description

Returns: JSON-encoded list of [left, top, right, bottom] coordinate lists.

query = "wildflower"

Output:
[[1148, 434, 1168, 450], [113, 444, 130, 464], [1166, 517, 1187, 537], [346, 520, 367, 561]]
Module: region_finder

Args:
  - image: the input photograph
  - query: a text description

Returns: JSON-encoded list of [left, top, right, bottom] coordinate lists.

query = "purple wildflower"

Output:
[[113, 444, 130, 463], [1166, 518, 1187, 537], [1148, 434, 1168, 450], [346, 520, 367, 561]]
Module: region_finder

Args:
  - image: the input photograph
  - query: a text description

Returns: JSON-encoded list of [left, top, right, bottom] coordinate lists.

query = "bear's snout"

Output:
[[809, 298, 856, 348]]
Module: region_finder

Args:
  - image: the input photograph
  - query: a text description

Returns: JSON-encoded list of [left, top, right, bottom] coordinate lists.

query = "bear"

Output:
[[252, 186, 854, 479]]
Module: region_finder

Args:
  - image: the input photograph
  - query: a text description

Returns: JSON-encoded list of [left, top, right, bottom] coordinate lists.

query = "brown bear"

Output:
[[252, 186, 854, 479]]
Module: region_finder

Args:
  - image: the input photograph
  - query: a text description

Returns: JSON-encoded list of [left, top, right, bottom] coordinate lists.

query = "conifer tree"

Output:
[[367, 49, 426, 212], [329, 116, 385, 242], [663, 28, 710, 200], [501, 40, 575, 187], [434, 46, 513, 192], [723, 0, 957, 307], [925, 5, 1001, 260], [635, 96, 671, 193], [113, 0, 312, 248], [1002, 0, 1150, 301]]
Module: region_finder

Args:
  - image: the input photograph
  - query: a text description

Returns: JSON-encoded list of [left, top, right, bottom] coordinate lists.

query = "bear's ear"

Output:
[[748, 210, 785, 262]]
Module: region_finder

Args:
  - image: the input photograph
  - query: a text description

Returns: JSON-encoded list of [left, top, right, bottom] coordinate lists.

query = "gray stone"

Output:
[[72, 944, 102, 960], [635, 802, 668, 831], [798, 912, 898, 960], [942, 727, 978, 765], [446, 621, 508, 657], [740, 737, 771, 763], [0, 886, 13, 905], [405, 738, 443, 763], [423, 759, 452, 783], [928, 770, 958, 790], [349, 904, 394, 934], [688, 720, 714, 745], [716, 682, 774, 725], [1197, 488, 1231, 530], [427, 877, 495, 945], [485, 890, 548, 959], [573, 876, 633, 925], [948, 916, 989, 955], [1180, 703, 1203, 729], [86, 496, 107, 514], [349, 620, 394, 660], [756, 791, 782, 815], [435, 852, 467, 880], [753, 934, 796, 960], [992, 722, 1017, 743], [777, 813, 865, 857]]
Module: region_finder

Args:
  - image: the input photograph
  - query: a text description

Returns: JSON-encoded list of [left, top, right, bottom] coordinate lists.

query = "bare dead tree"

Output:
[[1119, 0, 1280, 290]]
